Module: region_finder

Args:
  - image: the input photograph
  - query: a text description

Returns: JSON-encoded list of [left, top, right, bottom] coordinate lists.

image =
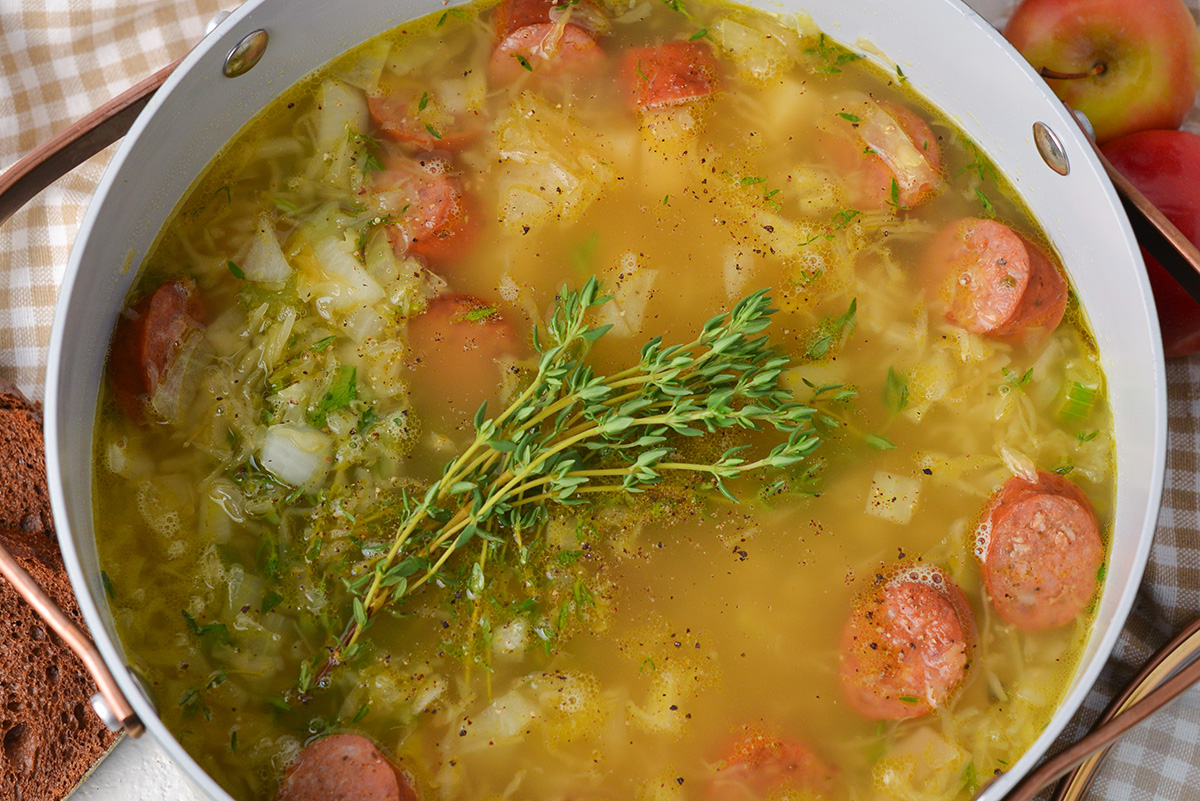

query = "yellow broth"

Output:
[[93, 2, 1114, 800]]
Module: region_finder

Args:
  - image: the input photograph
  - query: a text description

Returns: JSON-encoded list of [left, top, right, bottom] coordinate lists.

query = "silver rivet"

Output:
[[90, 693, 123, 733], [1033, 121, 1070, 176], [224, 29, 269, 78], [205, 10, 231, 36]]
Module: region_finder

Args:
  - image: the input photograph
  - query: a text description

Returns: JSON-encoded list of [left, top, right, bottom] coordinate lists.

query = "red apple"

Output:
[[1101, 130, 1200, 357], [1004, 0, 1200, 144]]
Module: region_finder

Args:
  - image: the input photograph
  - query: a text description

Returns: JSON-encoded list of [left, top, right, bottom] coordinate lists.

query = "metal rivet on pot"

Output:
[[1033, 121, 1070, 176], [224, 29, 269, 78], [205, 10, 231, 36], [90, 693, 123, 733]]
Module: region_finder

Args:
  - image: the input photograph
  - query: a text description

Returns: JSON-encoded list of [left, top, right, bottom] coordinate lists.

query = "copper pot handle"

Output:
[[0, 59, 179, 227], [0, 539, 145, 736]]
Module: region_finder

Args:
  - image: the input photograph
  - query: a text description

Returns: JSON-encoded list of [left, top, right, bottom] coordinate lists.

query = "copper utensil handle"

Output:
[[0, 539, 144, 736], [0, 58, 179, 227], [978, 646, 1200, 801], [1051, 616, 1200, 800]]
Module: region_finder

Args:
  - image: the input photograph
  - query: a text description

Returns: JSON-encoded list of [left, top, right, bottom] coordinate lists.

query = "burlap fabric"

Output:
[[3, 0, 1200, 799]]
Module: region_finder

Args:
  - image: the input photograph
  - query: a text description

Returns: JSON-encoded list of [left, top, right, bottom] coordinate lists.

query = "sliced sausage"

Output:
[[367, 93, 478, 153], [838, 564, 975, 720], [975, 470, 1103, 631], [407, 296, 519, 430], [821, 100, 941, 211], [490, 22, 605, 84], [927, 217, 1068, 340], [621, 41, 719, 111], [277, 733, 419, 801], [710, 732, 836, 800], [375, 154, 479, 266], [108, 278, 205, 420]]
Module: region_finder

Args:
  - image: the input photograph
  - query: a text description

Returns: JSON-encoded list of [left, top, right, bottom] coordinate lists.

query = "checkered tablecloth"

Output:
[[3, 1, 1200, 799]]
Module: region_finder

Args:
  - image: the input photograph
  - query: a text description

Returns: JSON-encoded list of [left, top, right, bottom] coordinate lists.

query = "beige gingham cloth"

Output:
[[4, 1, 1200, 799], [0, 0, 225, 398]]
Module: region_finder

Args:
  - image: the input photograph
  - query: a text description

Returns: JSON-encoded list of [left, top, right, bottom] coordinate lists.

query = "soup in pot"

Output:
[[92, 1, 1115, 799]]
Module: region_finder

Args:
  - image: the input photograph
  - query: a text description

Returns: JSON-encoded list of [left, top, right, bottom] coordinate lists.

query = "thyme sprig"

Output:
[[309, 278, 820, 689]]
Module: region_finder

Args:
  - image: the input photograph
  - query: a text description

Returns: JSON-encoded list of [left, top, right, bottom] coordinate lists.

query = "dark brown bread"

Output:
[[0, 379, 54, 540], [0, 382, 120, 799]]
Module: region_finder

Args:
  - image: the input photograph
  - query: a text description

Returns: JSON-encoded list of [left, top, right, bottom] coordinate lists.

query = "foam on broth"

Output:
[[92, 2, 1114, 799]]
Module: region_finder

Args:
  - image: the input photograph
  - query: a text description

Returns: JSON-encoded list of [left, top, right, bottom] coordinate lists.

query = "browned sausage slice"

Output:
[[927, 217, 1068, 339], [276, 733, 419, 801], [407, 296, 519, 430], [375, 154, 479, 266], [490, 23, 605, 83], [493, 0, 561, 38], [367, 93, 478, 153], [830, 101, 941, 210], [975, 470, 1103, 631], [710, 732, 836, 800], [620, 41, 719, 111], [108, 278, 204, 419], [838, 565, 974, 720]]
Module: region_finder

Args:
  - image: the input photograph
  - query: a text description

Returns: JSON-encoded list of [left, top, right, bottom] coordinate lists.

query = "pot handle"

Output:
[[0, 539, 145, 737], [0, 59, 179, 227]]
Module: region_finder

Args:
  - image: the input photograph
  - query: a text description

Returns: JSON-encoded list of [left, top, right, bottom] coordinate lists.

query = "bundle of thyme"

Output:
[[308, 277, 820, 689]]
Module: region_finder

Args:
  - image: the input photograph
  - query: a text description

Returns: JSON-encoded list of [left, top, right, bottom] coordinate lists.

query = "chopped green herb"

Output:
[[1077, 430, 1099, 443], [101, 570, 116, 600], [351, 703, 370, 724], [897, 695, 919, 703], [1097, 562, 1108, 583], [689, 27, 708, 41], [662, 194, 670, 206], [181, 610, 232, 646], [362, 152, 384, 174], [572, 232, 600, 273], [883, 366, 908, 413], [311, 335, 336, 352], [806, 298, 857, 359], [636, 58, 648, 82], [261, 591, 284, 614], [309, 366, 358, 428], [895, 63, 907, 83], [227, 260, 245, 280], [838, 112, 861, 123], [975, 187, 995, 216], [866, 434, 897, 451], [464, 307, 499, 323], [424, 123, 443, 140], [963, 762, 978, 794], [658, 0, 693, 18], [1053, 462, 1074, 475], [514, 54, 533, 72], [804, 33, 863, 75], [230, 730, 238, 752], [418, 91, 430, 111], [215, 185, 232, 204]]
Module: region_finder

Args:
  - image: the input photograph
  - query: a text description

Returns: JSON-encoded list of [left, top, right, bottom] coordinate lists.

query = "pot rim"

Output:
[[43, 0, 1167, 799]]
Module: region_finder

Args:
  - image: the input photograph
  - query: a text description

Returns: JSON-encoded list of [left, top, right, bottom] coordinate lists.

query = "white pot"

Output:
[[44, 0, 1167, 798]]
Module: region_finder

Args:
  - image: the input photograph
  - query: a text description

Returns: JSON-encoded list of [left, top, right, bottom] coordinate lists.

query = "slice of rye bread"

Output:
[[0, 380, 120, 799]]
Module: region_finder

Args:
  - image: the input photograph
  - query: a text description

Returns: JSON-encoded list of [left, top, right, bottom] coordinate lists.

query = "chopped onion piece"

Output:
[[315, 79, 368, 153], [242, 221, 292, 284], [865, 471, 921, 524], [312, 234, 385, 310], [260, 424, 333, 489]]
